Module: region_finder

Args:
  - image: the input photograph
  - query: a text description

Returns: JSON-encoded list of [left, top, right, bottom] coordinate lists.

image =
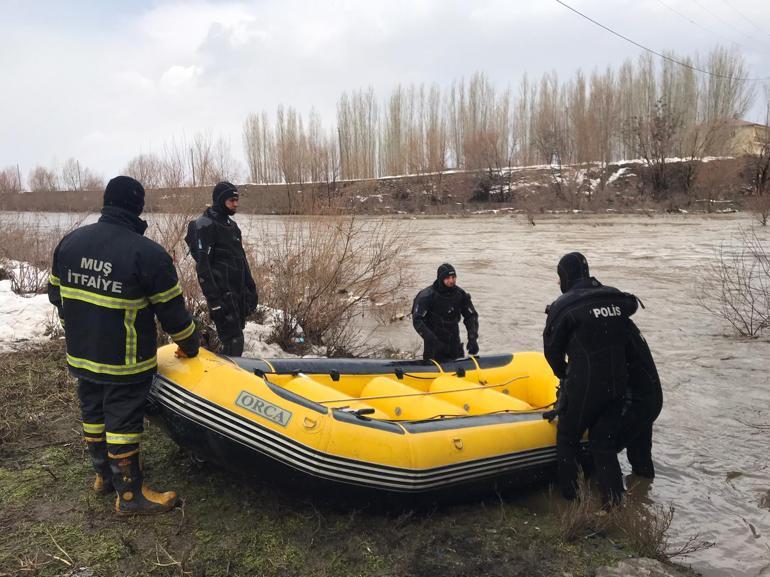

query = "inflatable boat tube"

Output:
[[149, 345, 561, 499]]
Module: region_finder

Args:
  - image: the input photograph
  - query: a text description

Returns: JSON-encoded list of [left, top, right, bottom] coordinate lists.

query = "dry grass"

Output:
[[0, 214, 86, 294], [0, 340, 73, 445], [557, 476, 714, 561]]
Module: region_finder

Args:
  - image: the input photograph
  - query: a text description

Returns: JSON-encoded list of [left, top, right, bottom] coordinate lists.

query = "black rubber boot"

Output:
[[593, 448, 625, 509], [85, 438, 114, 495], [108, 449, 177, 515]]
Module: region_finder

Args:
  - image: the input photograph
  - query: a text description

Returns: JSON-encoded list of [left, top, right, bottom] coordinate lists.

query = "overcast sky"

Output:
[[2, 0, 769, 180]]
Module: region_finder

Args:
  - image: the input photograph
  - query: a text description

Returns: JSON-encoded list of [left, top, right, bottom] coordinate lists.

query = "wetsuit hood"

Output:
[[557, 252, 590, 293], [433, 263, 458, 294], [211, 181, 239, 216]]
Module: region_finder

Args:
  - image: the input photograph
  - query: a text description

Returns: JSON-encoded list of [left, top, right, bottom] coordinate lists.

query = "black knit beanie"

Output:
[[212, 181, 239, 212], [103, 176, 145, 215], [437, 263, 457, 281], [557, 252, 590, 293]]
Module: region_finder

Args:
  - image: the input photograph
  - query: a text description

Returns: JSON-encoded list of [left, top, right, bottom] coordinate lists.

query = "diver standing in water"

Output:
[[543, 252, 638, 508], [186, 181, 258, 356], [48, 176, 199, 515], [620, 319, 663, 479], [412, 263, 479, 363]]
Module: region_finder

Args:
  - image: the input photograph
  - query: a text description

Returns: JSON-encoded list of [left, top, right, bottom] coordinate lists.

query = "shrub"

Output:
[[0, 214, 86, 295], [253, 215, 409, 356], [697, 227, 770, 337]]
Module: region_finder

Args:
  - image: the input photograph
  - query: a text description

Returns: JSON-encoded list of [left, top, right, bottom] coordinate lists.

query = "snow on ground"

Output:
[[607, 166, 632, 184], [0, 261, 306, 358], [243, 321, 295, 358], [0, 280, 58, 352]]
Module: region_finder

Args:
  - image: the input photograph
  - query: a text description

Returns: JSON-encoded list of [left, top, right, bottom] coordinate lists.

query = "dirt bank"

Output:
[[0, 157, 757, 217]]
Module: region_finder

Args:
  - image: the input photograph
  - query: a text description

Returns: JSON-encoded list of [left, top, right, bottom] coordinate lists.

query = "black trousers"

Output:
[[78, 378, 152, 456], [422, 339, 463, 363], [212, 309, 245, 357], [556, 388, 625, 505], [619, 406, 656, 477]]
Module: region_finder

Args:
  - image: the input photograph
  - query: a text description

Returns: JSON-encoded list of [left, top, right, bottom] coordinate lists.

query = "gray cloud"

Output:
[[2, 0, 769, 179]]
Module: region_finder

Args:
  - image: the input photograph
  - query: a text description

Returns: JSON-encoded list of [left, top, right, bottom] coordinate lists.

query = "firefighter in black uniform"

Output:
[[412, 263, 479, 363], [543, 252, 638, 507], [48, 176, 199, 515], [620, 320, 663, 479], [185, 181, 257, 356]]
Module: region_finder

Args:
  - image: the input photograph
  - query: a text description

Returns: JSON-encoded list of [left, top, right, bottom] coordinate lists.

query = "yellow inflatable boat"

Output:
[[150, 345, 561, 499]]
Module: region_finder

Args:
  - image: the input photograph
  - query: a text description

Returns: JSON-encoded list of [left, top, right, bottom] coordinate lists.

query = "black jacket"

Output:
[[543, 277, 638, 400], [412, 281, 479, 361], [48, 207, 198, 384], [186, 207, 257, 320]]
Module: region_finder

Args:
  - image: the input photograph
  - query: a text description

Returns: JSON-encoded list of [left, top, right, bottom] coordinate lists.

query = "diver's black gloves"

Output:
[[543, 380, 566, 423], [467, 339, 479, 355]]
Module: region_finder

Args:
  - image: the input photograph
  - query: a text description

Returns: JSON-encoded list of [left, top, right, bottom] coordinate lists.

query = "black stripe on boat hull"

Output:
[[150, 376, 558, 493]]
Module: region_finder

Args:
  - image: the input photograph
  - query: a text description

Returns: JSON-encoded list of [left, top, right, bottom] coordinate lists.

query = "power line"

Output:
[[689, 0, 770, 53], [655, 0, 751, 52], [554, 0, 770, 82], [718, 0, 770, 40]]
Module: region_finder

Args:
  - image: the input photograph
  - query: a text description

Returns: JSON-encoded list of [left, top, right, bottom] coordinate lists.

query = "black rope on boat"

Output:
[[380, 403, 558, 423]]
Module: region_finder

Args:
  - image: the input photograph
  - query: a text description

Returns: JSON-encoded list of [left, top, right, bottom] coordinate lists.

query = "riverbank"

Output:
[[0, 341, 699, 577], [0, 157, 759, 218]]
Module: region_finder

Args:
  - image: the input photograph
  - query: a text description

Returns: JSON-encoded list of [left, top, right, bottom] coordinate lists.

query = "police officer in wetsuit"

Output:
[[48, 176, 199, 515], [412, 263, 479, 363], [186, 181, 257, 356], [620, 320, 663, 479], [543, 252, 638, 507]]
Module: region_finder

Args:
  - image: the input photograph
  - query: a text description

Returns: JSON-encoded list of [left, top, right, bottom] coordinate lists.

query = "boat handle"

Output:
[[303, 417, 318, 430]]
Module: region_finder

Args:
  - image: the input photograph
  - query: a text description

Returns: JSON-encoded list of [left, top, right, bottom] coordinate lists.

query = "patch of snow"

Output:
[[607, 167, 630, 184], [242, 321, 295, 358], [1, 258, 49, 292], [0, 280, 58, 352]]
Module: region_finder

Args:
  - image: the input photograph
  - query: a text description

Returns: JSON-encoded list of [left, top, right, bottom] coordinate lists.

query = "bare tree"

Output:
[[243, 111, 278, 184], [747, 90, 770, 225], [124, 153, 163, 189], [210, 136, 241, 183], [160, 139, 190, 188], [254, 216, 409, 355], [0, 166, 22, 193], [628, 98, 682, 194], [697, 227, 770, 337], [191, 131, 215, 186], [28, 165, 59, 192], [60, 158, 82, 191]]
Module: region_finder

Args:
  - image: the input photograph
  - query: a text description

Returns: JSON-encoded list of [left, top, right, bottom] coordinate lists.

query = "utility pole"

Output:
[[16, 164, 22, 192], [76, 160, 82, 191], [190, 148, 196, 187]]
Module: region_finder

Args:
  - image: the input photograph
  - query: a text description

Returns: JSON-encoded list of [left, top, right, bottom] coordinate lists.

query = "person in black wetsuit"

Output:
[[186, 181, 257, 356], [412, 263, 479, 363], [619, 319, 663, 479], [543, 252, 638, 507]]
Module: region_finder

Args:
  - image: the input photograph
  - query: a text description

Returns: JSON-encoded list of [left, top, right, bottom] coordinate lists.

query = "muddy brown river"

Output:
[[12, 211, 770, 576], [352, 213, 769, 577]]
